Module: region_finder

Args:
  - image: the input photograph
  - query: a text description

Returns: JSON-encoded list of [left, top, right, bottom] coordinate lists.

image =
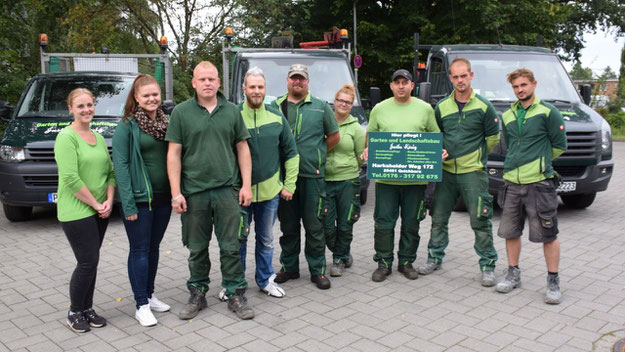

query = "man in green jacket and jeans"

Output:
[[270, 64, 340, 290], [419, 58, 500, 287], [495, 68, 567, 305]]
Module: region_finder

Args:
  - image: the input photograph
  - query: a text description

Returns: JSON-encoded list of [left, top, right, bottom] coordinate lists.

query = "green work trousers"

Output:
[[181, 186, 248, 295], [373, 182, 427, 268], [278, 177, 328, 275], [427, 170, 498, 271], [324, 178, 361, 263]]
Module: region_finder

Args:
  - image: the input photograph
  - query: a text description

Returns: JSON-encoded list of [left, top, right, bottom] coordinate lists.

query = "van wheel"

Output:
[[360, 189, 367, 206], [3, 204, 33, 222], [561, 193, 596, 209]]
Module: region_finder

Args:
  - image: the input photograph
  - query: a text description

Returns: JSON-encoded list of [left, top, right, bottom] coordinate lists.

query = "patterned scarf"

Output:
[[133, 106, 168, 141]]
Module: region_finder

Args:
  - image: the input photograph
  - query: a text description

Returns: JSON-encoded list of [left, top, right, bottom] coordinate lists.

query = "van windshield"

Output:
[[239, 57, 358, 105], [451, 53, 581, 103], [17, 76, 134, 118]]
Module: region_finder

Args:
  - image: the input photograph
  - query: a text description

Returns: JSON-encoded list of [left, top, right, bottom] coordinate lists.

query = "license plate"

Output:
[[556, 181, 576, 193], [48, 192, 58, 203]]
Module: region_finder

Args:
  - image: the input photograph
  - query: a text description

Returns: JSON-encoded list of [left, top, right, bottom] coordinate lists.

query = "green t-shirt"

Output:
[[139, 130, 170, 194], [326, 115, 366, 181], [516, 103, 529, 135], [54, 127, 115, 222], [165, 93, 250, 195], [367, 97, 440, 185]]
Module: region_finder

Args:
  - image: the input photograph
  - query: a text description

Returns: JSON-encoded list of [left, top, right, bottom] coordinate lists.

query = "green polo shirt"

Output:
[[165, 92, 250, 195], [367, 97, 440, 185]]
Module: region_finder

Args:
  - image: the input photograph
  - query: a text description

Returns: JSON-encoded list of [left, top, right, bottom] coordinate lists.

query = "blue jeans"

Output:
[[241, 195, 279, 288], [121, 203, 172, 308]]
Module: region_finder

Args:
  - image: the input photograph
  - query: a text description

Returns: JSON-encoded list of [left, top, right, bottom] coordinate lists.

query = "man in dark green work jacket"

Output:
[[270, 64, 340, 290], [166, 61, 255, 320], [419, 58, 500, 287], [495, 68, 567, 305]]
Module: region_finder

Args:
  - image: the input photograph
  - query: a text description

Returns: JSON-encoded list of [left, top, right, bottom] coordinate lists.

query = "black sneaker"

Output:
[[310, 274, 331, 289], [274, 270, 300, 284], [83, 308, 107, 328], [67, 311, 91, 333], [227, 288, 255, 320]]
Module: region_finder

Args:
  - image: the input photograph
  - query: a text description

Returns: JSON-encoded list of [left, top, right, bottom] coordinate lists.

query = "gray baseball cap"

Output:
[[288, 64, 309, 79], [391, 69, 412, 82]]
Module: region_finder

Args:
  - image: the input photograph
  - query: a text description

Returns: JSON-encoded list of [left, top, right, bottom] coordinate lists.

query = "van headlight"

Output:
[[601, 119, 612, 158], [0, 145, 25, 162]]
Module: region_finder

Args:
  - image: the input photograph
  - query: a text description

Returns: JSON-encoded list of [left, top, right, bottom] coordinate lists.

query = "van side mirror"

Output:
[[580, 84, 592, 105], [162, 100, 175, 115], [0, 101, 13, 121], [369, 87, 381, 108], [419, 82, 431, 103]]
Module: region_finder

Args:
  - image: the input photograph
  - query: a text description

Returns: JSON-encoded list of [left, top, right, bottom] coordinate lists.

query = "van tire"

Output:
[[3, 204, 33, 222], [360, 189, 367, 206], [453, 197, 466, 212], [561, 193, 596, 209]]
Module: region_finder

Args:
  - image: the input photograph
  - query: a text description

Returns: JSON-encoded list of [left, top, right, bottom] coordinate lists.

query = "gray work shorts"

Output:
[[497, 180, 559, 243]]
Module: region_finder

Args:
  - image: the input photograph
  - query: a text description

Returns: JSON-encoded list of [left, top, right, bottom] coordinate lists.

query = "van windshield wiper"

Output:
[[542, 99, 572, 104]]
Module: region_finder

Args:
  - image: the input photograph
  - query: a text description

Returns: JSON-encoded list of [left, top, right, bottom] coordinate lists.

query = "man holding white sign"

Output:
[[362, 69, 442, 282], [419, 58, 500, 287]]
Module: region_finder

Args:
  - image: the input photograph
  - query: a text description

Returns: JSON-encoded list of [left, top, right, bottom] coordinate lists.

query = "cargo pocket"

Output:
[[477, 192, 494, 220], [317, 193, 329, 221], [237, 208, 250, 243], [535, 182, 558, 231], [347, 180, 361, 224], [497, 183, 508, 208]]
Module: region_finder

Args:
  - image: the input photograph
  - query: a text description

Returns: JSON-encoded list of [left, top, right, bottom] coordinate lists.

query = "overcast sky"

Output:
[[562, 30, 624, 76]]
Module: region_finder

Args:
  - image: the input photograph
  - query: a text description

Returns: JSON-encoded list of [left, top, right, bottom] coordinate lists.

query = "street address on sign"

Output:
[[367, 131, 443, 181]]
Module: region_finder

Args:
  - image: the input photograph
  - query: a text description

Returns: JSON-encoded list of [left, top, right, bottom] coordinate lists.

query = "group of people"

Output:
[[54, 56, 566, 334]]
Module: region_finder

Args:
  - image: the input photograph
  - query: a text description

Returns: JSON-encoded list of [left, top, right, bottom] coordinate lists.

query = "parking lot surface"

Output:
[[1, 143, 624, 352]]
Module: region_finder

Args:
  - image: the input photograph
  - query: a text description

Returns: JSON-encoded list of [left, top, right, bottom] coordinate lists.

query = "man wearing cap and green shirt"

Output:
[[362, 69, 444, 282], [270, 64, 340, 290], [419, 58, 500, 287]]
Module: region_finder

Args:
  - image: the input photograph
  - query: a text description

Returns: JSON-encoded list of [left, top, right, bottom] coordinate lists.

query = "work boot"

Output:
[[178, 287, 207, 320], [480, 270, 496, 287], [495, 266, 521, 293], [418, 261, 441, 275], [398, 263, 419, 280], [311, 274, 331, 289], [544, 274, 562, 305], [345, 254, 354, 268], [330, 262, 344, 277], [274, 270, 300, 284], [227, 288, 255, 320], [371, 267, 391, 282]]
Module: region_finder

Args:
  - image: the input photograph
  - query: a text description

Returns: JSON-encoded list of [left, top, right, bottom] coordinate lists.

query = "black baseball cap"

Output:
[[391, 69, 413, 82]]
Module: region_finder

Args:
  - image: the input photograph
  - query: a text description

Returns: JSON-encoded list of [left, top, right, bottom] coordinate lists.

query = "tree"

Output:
[[569, 62, 594, 80], [617, 45, 625, 106], [599, 66, 618, 80]]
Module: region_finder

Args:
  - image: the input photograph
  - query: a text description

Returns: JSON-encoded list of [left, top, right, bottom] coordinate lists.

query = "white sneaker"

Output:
[[135, 304, 157, 327], [218, 288, 228, 301], [148, 295, 171, 312], [262, 275, 286, 298]]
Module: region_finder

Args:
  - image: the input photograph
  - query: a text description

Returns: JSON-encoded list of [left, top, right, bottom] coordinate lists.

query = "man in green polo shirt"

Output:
[[362, 69, 443, 282], [418, 58, 500, 287], [495, 68, 566, 305], [166, 61, 255, 320], [270, 64, 340, 290]]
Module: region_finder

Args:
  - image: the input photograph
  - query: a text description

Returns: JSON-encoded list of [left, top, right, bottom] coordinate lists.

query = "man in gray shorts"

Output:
[[495, 68, 567, 304]]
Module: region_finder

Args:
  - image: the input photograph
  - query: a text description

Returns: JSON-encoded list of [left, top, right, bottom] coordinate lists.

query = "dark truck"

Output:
[[0, 35, 174, 221], [221, 29, 371, 203], [414, 44, 613, 208]]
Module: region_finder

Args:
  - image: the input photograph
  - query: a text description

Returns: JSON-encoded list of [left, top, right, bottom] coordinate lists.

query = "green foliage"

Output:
[[604, 111, 625, 129], [569, 61, 594, 80], [599, 66, 617, 80]]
